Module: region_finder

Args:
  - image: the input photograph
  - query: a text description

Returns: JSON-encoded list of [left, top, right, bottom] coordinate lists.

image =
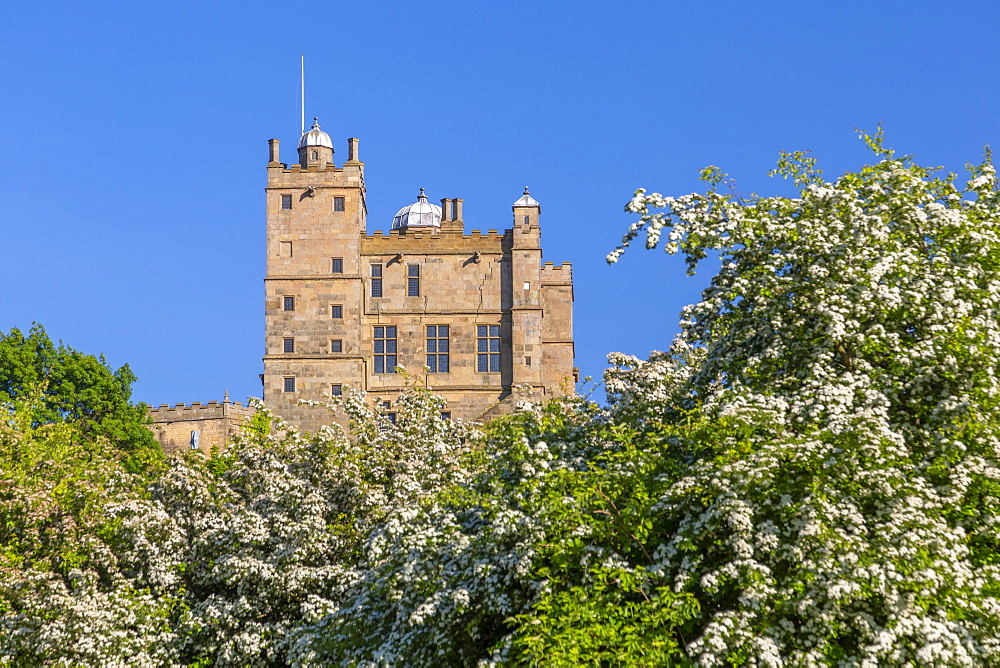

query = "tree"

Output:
[[0, 393, 181, 666], [7, 132, 1000, 666], [599, 130, 1000, 664], [0, 324, 161, 467]]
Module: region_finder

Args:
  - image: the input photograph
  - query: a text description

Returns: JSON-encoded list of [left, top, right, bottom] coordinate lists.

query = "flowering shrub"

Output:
[[154, 389, 478, 665], [0, 396, 179, 666], [604, 130, 1000, 664], [4, 131, 1000, 665]]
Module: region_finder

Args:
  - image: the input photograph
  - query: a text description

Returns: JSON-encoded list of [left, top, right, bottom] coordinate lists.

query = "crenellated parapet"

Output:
[[361, 229, 508, 255], [541, 261, 573, 284], [148, 398, 256, 456], [148, 400, 255, 420]]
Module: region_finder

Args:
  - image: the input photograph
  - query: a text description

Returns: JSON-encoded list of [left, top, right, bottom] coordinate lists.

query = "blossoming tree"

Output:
[[4, 131, 1000, 666], [600, 130, 1000, 664]]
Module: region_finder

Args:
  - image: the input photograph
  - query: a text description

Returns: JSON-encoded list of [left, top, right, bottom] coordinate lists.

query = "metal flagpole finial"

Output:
[[300, 54, 305, 136]]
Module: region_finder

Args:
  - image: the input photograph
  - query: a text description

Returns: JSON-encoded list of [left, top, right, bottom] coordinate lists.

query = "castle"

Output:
[[151, 118, 576, 450]]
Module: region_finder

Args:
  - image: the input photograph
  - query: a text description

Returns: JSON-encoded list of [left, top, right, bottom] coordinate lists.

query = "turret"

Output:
[[512, 186, 541, 232], [509, 187, 543, 389], [297, 117, 334, 169]]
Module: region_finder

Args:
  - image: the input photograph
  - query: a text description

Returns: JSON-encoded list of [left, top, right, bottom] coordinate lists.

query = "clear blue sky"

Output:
[[1, 0, 997, 407]]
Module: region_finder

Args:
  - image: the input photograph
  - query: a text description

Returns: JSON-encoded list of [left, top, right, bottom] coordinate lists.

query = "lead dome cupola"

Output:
[[391, 189, 442, 230], [298, 117, 333, 149]]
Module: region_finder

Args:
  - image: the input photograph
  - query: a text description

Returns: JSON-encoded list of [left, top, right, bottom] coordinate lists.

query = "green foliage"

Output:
[[7, 135, 1000, 665], [0, 394, 179, 664], [489, 405, 699, 665], [0, 324, 162, 471]]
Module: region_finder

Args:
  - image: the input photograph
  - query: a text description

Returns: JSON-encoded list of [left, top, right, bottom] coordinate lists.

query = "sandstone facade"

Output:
[[150, 118, 576, 446], [148, 398, 255, 456], [262, 120, 576, 431]]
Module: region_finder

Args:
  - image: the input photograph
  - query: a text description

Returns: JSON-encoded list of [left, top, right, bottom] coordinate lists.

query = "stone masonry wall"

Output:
[[148, 401, 255, 456]]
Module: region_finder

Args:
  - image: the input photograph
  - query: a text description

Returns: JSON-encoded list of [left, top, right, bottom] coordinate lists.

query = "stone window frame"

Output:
[[371, 264, 383, 298], [407, 264, 420, 297], [334, 196, 345, 212], [282, 295, 295, 312], [426, 324, 449, 373], [283, 337, 295, 353], [331, 257, 344, 274], [330, 383, 343, 397], [330, 339, 343, 353], [477, 324, 501, 373], [331, 304, 343, 319], [283, 377, 296, 393], [373, 325, 397, 374], [382, 401, 396, 426], [281, 194, 292, 210]]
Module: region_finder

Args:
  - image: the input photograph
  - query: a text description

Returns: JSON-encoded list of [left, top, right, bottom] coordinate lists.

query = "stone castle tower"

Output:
[[262, 117, 576, 430], [149, 118, 576, 447]]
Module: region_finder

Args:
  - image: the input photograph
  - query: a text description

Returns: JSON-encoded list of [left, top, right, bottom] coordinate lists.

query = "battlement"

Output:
[[541, 261, 573, 283], [361, 228, 509, 254], [148, 400, 256, 422], [265, 162, 364, 188]]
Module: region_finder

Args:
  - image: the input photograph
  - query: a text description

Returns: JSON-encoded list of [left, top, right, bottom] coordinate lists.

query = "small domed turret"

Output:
[[512, 186, 539, 207], [298, 117, 333, 149], [392, 189, 442, 230], [297, 117, 334, 169]]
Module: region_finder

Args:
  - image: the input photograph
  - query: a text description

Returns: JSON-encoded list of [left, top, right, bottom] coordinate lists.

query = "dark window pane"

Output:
[[386, 355, 396, 370], [490, 354, 500, 373], [478, 354, 488, 372], [283, 296, 294, 311], [426, 355, 436, 371], [332, 258, 343, 273], [387, 326, 396, 337], [331, 339, 342, 352], [477, 325, 487, 337], [438, 339, 448, 353], [371, 279, 382, 298], [427, 340, 436, 353], [283, 338, 294, 353], [371, 264, 382, 277], [408, 264, 420, 277], [490, 339, 500, 353], [408, 278, 420, 297], [374, 358, 384, 374], [374, 326, 384, 338], [439, 356, 449, 373], [331, 384, 342, 396], [439, 326, 448, 336], [375, 340, 384, 354], [490, 325, 499, 337], [281, 194, 292, 209], [478, 339, 488, 352], [332, 305, 343, 318], [334, 197, 345, 211], [283, 377, 295, 392], [386, 340, 396, 354], [426, 325, 436, 337]]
